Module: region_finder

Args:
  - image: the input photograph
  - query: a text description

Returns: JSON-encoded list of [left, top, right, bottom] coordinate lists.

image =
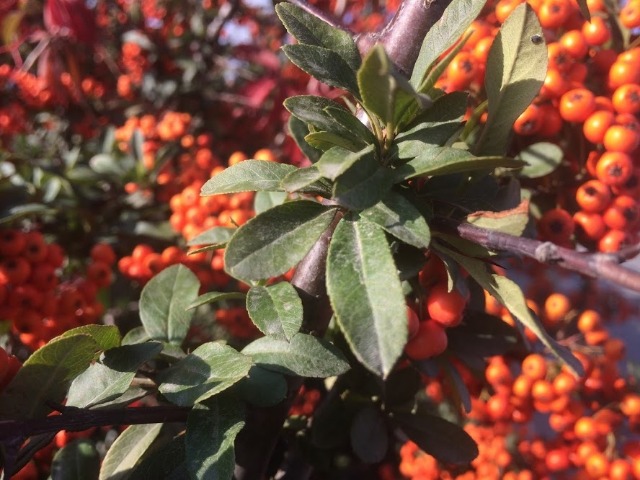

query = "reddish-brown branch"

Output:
[[441, 221, 640, 293], [1, 406, 190, 476], [356, 0, 452, 75]]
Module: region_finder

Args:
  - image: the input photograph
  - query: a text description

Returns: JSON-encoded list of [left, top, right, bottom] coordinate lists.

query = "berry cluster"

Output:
[[0, 229, 114, 350], [436, 0, 640, 253], [404, 255, 469, 360]]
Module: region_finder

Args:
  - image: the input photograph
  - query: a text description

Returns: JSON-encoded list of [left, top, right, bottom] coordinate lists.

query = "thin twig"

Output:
[[439, 220, 640, 293]]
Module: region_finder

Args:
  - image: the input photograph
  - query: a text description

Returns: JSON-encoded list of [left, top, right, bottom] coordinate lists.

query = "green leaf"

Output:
[[288, 115, 322, 163], [186, 398, 245, 480], [201, 160, 296, 196], [410, 0, 488, 88], [393, 146, 521, 181], [466, 200, 530, 236], [358, 44, 427, 126], [324, 106, 377, 145], [99, 424, 163, 480], [275, 3, 361, 71], [416, 32, 472, 97], [281, 166, 332, 196], [305, 130, 366, 152], [0, 203, 56, 225], [254, 191, 288, 214], [285, 96, 353, 134], [0, 335, 101, 419], [332, 158, 394, 211], [128, 435, 187, 479], [187, 226, 236, 247], [58, 325, 121, 351], [51, 439, 100, 480], [360, 191, 431, 249], [89, 153, 128, 176], [327, 216, 407, 377], [122, 326, 151, 346], [158, 342, 252, 406], [66, 343, 162, 408], [187, 291, 246, 310], [282, 44, 360, 97], [139, 264, 200, 344], [242, 333, 350, 378], [447, 311, 519, 357], [516, 142, 563, 178], [247, 282, 303, 340], [233, 365, 288, 407], [224, 201, 337, 282], [393, 411, 478, 464], [439, 247, 583, 376], [316, 144, 375, 181], [475, 3, 547, 156], [350, 406, 388, 464]]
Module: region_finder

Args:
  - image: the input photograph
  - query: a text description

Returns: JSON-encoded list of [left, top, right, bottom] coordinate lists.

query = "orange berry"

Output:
[[425, 283, 466, 327]]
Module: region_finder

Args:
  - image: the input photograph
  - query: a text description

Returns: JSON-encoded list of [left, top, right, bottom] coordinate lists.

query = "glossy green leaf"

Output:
[[440, 247, 583, 376], [350, 406, 389, 464], [333, 158, 394, 211], [516, 141, 563, 178], [467, 200, 530, 236], [128, 435, 187, 479], [51, 439, 100, 480], [66, 343, 162, 408], [121, 326, 151, 346], [139, 264, 200, 344], [275, 3, 361, 71], [305, 130, 366, 152], [224, 201, 337, 282], [242, 333, 350, 377], [201, 160, 296, 196], [186, 398, 245, 480], [99, 424, 163, 480], [416, 32, 472, 97], [187, 291, 246, 310], [58, 325, 121, 351], [358, 44, 427, 126], [327, 216, 407, 377], [0, 203, 56, 225], [285, 96, 353, 133], [324, 106, 377, 145], [254, 191, 288, 214], [410, 0, 487, 88], [393, 411, 478, 464], [288, 115, 322, 163], [393, 146, 521, 181], [158, 342, 252, 406], [360, 191, 431, 249], [247, 282, 303, 340], [475, 3, 547, 155], [187, 226, 236, 246], [0, 334, 101, 419], [447, 311, 519, 357], [233, 365, 288, 407], [281, 166, 332, 196], [316, 144, 375, 181], [282, 44, 360, 97]]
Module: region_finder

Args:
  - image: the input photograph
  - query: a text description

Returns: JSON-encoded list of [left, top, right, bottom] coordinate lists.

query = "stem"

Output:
[[0, 406, 190, 476], [357, 0, 452, 76], [437, 220, 640, 293], [233, 210, 343, 480]]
